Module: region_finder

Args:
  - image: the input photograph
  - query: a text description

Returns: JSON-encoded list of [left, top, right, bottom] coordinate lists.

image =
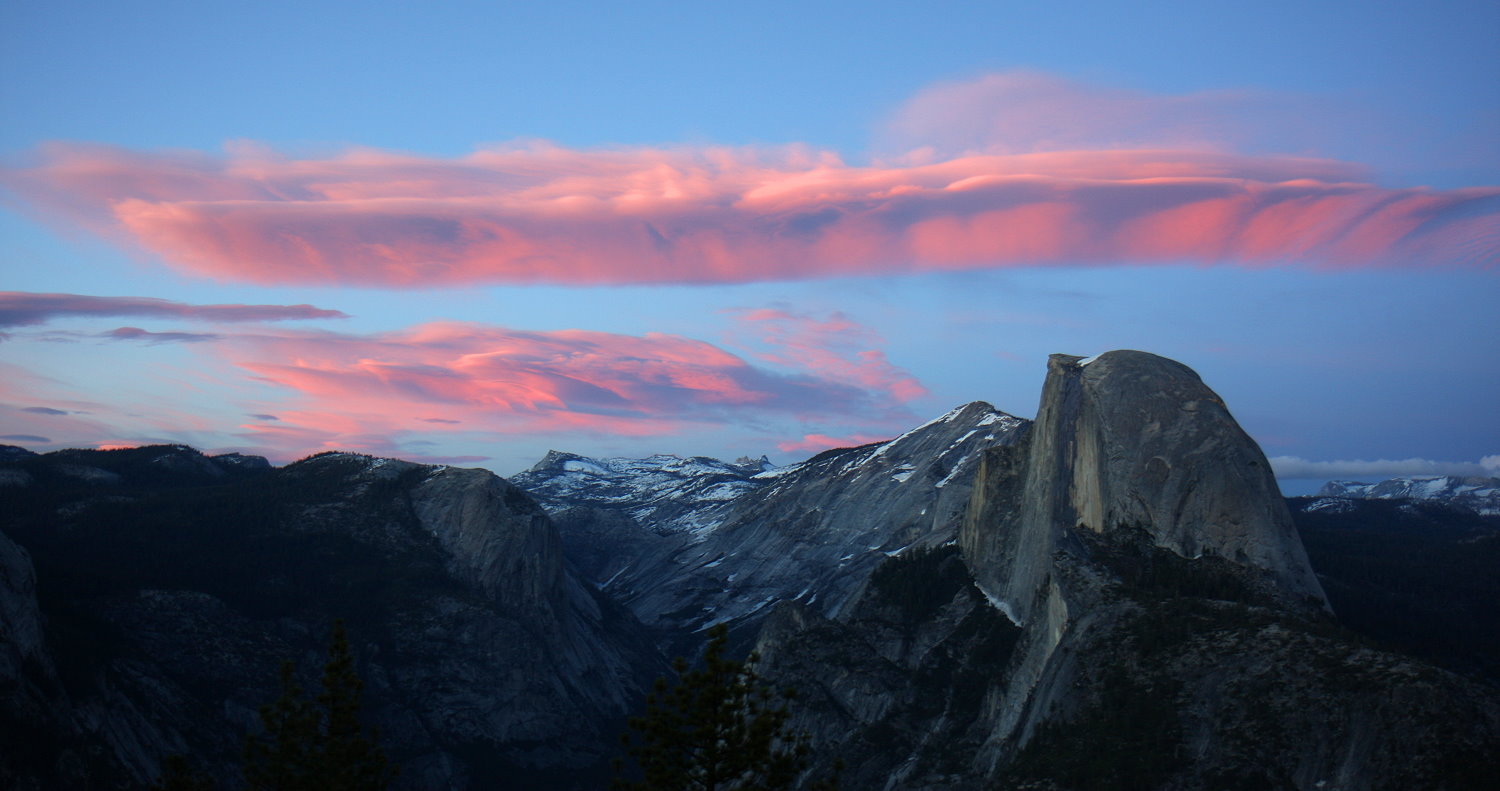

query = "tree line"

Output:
[[154, 622, 835, 791]]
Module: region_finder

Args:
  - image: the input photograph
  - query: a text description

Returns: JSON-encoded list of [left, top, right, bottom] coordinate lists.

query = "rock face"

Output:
[[1318, 475, 1500, 515], [575, 402, 1027, 650], [509, 451, 776, 599], [0, 529, 64, 791], [752, 351, 1497, 790], [5, 351, 1499, 791], [0, 531, 43, 675], [0, 446, 663, 790], [409, 464, 564, 608], [962, 352, 1325, 625], [511, 451, 773, 537]]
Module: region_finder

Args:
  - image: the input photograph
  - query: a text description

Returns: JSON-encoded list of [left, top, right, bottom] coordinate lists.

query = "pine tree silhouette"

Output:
[[614, 624, 837, 791], [243, 620, 397, 791]]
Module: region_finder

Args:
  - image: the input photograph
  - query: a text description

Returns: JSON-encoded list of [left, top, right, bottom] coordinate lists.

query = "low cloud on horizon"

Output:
[[1270, 455, 1500, 481]]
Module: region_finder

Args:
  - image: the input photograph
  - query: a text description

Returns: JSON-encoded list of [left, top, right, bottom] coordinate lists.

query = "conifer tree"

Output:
[[614, 624, 835, 791], [242, 661, 319, 790], [242, 620, 396, 791], [314, 620, 395, 790]]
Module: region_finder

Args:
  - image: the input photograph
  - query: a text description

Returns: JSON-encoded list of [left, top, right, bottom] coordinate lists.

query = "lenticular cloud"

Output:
[[7, 139, 1496, 287]]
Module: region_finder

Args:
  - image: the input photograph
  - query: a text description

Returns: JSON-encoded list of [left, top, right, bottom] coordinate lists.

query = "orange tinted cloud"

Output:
[[221, 317, 923, 458], [8, 141, 1495, 287]]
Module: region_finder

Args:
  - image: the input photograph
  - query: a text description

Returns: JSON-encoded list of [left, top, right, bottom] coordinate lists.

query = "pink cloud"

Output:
[[215, 317, 922, 459], [777, 432, 891, 454], [730, 308, 927, 404], [0, 291, 348, 328], [7, 139, 1494, 287]]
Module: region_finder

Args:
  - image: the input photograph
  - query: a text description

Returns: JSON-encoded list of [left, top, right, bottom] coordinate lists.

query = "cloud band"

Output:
[[8, 142, 1495, 288]]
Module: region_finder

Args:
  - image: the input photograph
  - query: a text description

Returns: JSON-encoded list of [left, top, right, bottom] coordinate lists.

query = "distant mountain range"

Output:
[[511, 450, 774, 537], [513, 403, 1026, 654], [1312, 475, 1500, 515], [3, 351, 1497, 790]]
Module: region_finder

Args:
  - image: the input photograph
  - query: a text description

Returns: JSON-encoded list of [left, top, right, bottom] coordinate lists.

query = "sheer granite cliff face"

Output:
[[754, 352, 1495, 791], [409, 465, 564, 610], [961, 351, 1326, 627]]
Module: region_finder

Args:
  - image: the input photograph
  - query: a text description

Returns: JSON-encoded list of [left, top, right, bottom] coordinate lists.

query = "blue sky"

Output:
[[2, 0, 1496, 491]]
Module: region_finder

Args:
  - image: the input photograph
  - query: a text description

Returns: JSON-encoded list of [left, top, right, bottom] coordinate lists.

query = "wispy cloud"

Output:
[[1270, 455, 1500, 480], [7, 135, 1494, 288], [776, 432, 890, 454], [20, 406, 70, 415], [729, 308, 928, 407], [216, 314, 923, 458], [104, 326, 220, 344], [0, 292, 348, 328], [876, 70, 1342, 158]]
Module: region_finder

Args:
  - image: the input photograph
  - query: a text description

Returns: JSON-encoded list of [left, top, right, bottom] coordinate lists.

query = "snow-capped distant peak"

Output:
[[1317, 475, 1500, 516], [510, 450, 782, 535]]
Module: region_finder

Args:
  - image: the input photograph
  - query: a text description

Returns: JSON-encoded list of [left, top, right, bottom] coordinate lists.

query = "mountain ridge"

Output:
[[0, 445, 662, 789], [1317, 474, 1500, 515], [2, 353, 1497, 790]]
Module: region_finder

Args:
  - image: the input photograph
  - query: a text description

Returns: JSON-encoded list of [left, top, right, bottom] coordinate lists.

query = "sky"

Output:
[[1, 0, 1496, 493]]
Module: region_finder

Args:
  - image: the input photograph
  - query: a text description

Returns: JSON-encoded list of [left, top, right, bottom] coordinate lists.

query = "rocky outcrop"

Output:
[[2, 527, 127, 790], [411, 465, 563, 609], [751, 351, 1495, 790], [962, 352, 1325, 626], [602, 402, 1027, 649], [958, 350, 1329, 764], [0, 530, 43, 675]]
